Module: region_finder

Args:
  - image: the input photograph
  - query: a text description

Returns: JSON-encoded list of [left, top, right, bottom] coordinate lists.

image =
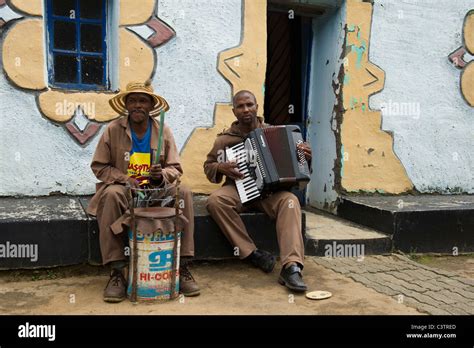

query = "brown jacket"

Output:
[[203, 117, 265, 186], [87, 116, 182, 216]]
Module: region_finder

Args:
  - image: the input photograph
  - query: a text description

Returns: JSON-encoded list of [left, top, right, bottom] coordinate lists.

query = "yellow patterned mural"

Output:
[[461, 10, 474, 107], [180, 0, 267, 193], [181, 0, 414, 194], [449, 9, 474, 107], [1, 0, 416, 195], [340, 0, 413, 193], [1, 0, 174, 144]]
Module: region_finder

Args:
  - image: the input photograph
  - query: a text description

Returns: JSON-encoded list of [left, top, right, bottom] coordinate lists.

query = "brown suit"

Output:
[[87, 116, 194, 265], [204, 120, 304, 267]]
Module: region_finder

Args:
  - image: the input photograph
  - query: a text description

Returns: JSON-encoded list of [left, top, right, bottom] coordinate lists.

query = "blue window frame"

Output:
[[45, 0, 108, 90]]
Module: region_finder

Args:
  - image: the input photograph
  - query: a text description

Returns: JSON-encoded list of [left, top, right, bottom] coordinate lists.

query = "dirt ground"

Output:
[[0, 257, 421, 315]]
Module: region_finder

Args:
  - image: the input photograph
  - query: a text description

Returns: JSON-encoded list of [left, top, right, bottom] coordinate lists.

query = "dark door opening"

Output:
[[265, 1, 344, 211], [264, 10, 313, 138], [264, 6, 315, 205]]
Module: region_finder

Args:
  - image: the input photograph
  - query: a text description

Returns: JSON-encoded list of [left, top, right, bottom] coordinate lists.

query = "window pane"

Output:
[[54, 21, 76, 51], [80, 0, 103, 20], [52, 0, 76, 18], [81, 24, 102, 52], [81, 56, 103, 85], [54, 55, 78, 83]]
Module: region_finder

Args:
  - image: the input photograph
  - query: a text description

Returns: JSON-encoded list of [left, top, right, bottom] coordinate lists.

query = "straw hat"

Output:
[[109, 81, 170, 117]]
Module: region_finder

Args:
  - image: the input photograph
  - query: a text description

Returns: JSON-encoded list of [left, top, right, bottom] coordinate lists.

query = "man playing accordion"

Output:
[[204, 90, 312, 292]]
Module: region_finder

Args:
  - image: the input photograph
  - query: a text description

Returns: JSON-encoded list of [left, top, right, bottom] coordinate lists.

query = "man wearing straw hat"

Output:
[[87, 81, 200, 302]]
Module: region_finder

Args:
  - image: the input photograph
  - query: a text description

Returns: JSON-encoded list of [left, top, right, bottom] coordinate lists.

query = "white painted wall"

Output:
[[0, 77, 98, 196], [370, 0, 474, 193], [0, 0, 241, 196], [306, 4, 346, 211], [152, 0, 241, 150]]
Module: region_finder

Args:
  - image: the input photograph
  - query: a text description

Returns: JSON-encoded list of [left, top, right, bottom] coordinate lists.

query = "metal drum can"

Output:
[[127, 207, 181, 301]]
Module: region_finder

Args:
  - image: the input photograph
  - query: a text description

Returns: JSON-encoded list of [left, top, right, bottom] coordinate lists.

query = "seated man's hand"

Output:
[[297, 142, 312, 161], [218, 161, 244, 180], [150, 164, 164, 185]]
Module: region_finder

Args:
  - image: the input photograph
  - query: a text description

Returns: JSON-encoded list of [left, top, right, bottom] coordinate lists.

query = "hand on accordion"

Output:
[[297, 142, 312, 161], [217, 161, 245, 181]]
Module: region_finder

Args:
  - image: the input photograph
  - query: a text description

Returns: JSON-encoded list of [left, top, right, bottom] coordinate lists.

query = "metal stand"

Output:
[[127, 187, 138, 303], [169, 178, 181, 299]]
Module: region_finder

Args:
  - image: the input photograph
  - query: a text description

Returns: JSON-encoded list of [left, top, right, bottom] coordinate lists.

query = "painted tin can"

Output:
[[127, 223, 181, 301]]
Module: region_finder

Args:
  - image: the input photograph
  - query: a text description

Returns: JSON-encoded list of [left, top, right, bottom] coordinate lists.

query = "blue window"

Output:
[[45, 0, 108, 90]]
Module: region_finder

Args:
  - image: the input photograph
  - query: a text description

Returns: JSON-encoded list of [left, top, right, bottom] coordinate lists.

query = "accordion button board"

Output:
[[225, 125, 311, 204]]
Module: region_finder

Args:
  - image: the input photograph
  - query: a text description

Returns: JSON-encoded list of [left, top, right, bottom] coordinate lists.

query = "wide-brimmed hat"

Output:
[[109, 81, 170, 117]]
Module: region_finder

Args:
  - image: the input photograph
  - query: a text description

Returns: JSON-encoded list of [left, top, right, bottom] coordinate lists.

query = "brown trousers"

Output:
[[206, 185, 304, 267], [95, 184, 195, 265]]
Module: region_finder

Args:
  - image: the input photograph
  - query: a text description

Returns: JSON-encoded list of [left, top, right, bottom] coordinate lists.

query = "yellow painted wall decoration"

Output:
[[461, 10, 474, 106], [1, 0, 173, 144], [180, 0, 267, 193], [1, 0, 415, 194], [448, 9, 474, 107], [340, 0, 413, 193], [181, 0, 413, 194], [2, 19, 46, 90], [120, 0, 155, 26], [9, 0, 42, 16]]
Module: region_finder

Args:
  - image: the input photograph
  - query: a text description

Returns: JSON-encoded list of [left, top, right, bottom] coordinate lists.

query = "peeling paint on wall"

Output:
[[306, 3, 345, 213], [339, 0, 414, 194]]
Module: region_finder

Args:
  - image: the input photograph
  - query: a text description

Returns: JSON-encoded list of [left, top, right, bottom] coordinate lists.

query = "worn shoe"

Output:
[[179, 264, 200, 297], [103, 269, 127, 303], [278, 264, 307, 292], [247, 249, 276, 273]]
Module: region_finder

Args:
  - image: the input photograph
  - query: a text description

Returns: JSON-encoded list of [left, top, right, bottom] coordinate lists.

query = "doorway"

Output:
[[265, 0, 345, 211], [264, 10, 313, 136]]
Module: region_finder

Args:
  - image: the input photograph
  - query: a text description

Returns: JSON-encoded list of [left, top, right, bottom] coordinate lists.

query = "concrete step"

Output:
[[303, 208, 392, 256], [8, 194, 466, 269], [337, 195, 474, 253], [191, 196, 304, 260], [0, 197, 89, 269], [0, 195, 306, 269]]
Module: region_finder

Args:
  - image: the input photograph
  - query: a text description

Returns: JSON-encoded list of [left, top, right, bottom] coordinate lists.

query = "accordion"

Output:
[[225, 125, 311, 204]]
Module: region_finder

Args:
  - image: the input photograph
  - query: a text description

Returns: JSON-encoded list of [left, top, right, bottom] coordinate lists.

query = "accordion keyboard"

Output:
[[225, 141, 262, 204]]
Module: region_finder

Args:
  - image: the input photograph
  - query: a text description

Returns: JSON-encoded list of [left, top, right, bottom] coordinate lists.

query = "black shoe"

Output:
[[103, 269, 127, 303], [278, 264, 307, 292], [179, 264, 201, 297], [247, 249, 276, 273]]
